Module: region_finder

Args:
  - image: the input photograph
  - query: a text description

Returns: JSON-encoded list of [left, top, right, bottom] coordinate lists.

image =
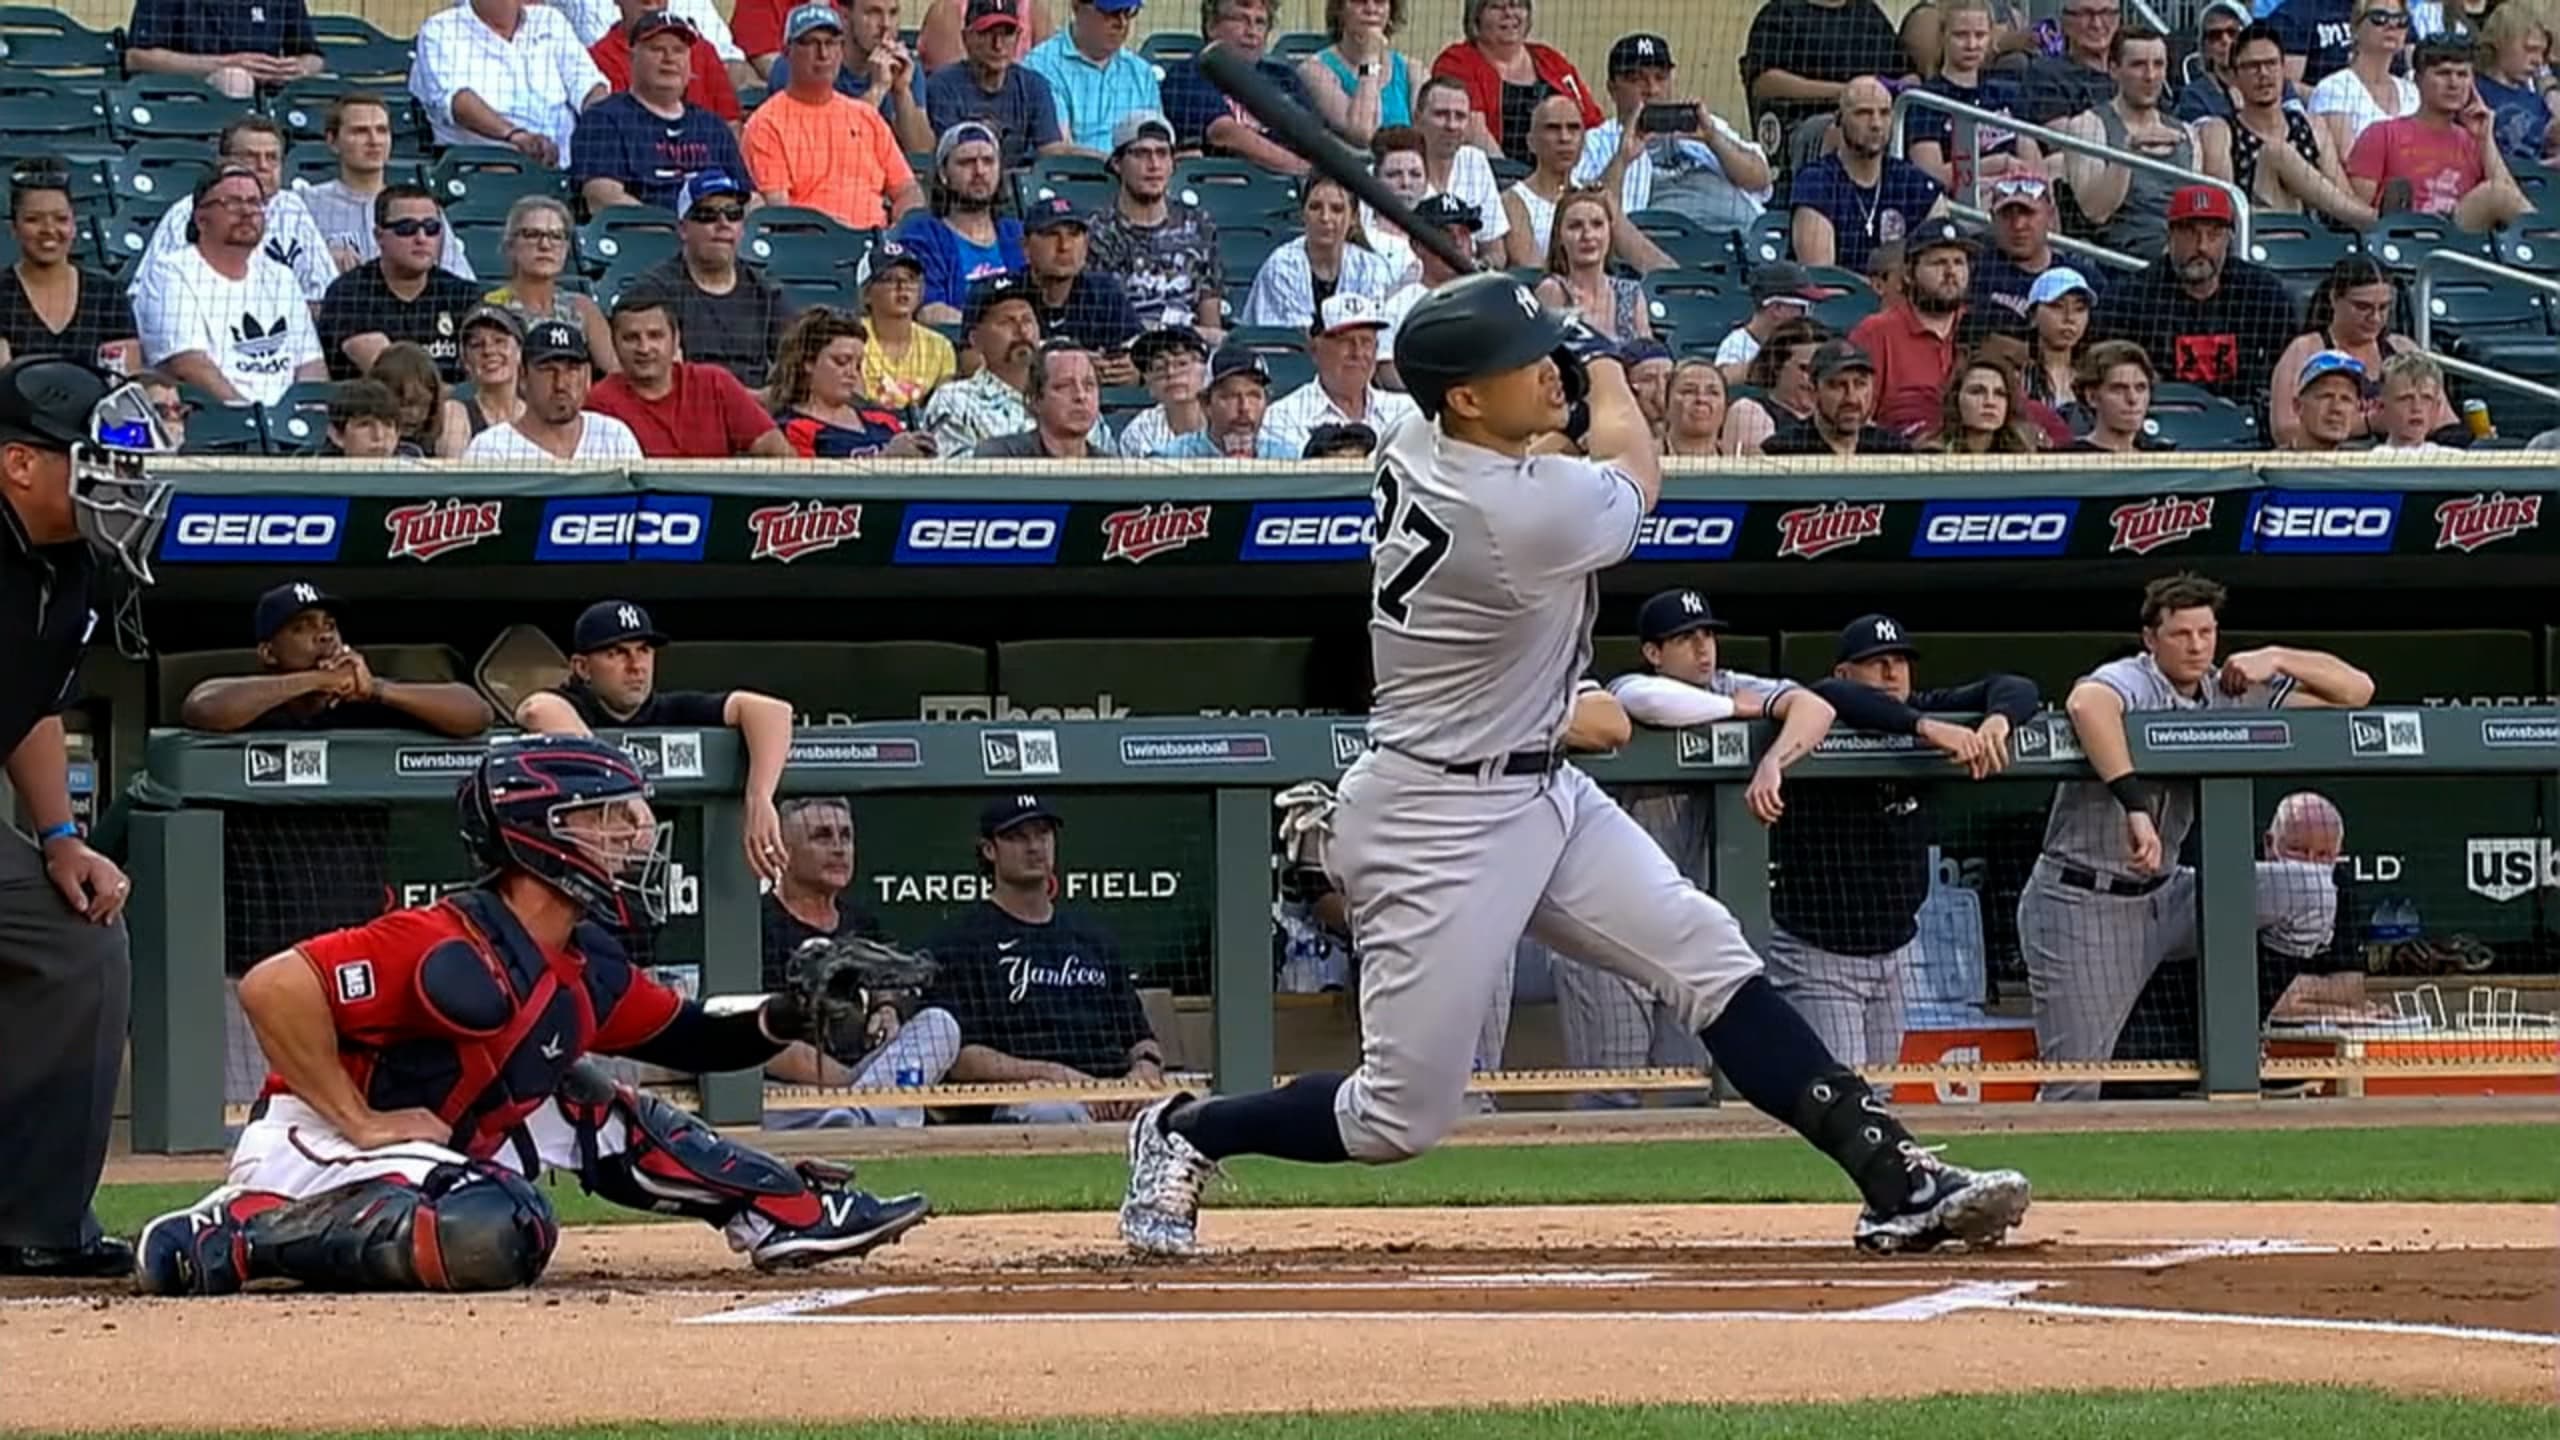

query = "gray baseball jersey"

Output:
[[2039, 654, 2293, 876], [1321, 419, 1764, 1162], [1366, 418, 1646, 764], [2254, 859, 2337, 960]]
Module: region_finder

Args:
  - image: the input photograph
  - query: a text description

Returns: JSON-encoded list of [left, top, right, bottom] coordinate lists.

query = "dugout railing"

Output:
[[115, 709, 2560, 1153]]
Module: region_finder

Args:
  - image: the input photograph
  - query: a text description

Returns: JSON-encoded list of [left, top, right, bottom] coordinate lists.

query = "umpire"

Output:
[[0, 356, 171, 1277], [1767, 615, 2041, 1068]]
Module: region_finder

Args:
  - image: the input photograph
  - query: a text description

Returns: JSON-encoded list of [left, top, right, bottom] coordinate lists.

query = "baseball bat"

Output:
[[1199, 46, 1481, 279]]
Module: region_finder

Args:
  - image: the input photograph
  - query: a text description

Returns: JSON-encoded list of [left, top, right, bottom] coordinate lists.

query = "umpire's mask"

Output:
[[73, 380, 177, 584]]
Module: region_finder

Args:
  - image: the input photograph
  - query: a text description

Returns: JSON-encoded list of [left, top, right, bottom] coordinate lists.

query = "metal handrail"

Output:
[[2409, 248, 2560, 414], [1889, 87, 2254, 255]]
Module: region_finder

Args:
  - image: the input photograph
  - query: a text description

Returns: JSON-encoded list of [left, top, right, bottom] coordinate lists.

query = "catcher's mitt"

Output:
[[764, 935, 940, 1047]]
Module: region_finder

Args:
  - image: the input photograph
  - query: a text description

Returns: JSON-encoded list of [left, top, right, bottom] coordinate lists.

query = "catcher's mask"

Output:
[[459, 737, 673, 929], [0, 358, 175, 582]]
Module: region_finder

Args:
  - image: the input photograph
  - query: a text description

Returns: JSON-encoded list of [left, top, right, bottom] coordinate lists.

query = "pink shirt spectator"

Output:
[[2346, 117, 2484, 215]]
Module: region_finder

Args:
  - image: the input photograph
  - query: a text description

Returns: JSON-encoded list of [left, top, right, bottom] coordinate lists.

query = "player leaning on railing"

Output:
[[133, 737, 931, 1295]]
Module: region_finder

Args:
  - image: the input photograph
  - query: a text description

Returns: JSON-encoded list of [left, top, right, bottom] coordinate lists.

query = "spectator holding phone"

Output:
[[2344, 37, 2529, 230], [1577, 33, 1772, 231]]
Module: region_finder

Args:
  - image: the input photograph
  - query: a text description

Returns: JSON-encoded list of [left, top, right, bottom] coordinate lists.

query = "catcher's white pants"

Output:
[[225, 1095, 622, 1198], [1325, 749, 1763, 1162]]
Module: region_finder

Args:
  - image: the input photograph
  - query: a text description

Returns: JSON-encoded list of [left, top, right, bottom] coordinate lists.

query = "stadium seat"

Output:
[[451, 216, 509, 280], [652, 641, 991, 723], [1174, 156, 1295, 223], [309, 13, 400, 45], [97, 212, 160, 270], [2494, 220, 2560, 274], [428, 145, 566, 209], [106, 78, 235, 141], [1809, 286, 1879, 333], [2424, 278, 2549, 348], [309, 35, 415, 85], [1213, 223, 1281, 285], [2242, 213, 2355, 288], [174, 397, 267, 456], [283, 140, 345, 189], [1021, 168, 1115, 214], [261, 381, 341, 454], [1138, 30, 1204, 65], [1743, 208, 1791, 264], [2, 149, 109, 205], [776, 272, 858, 311], [110, 139, 210, 214], [1626, 208, 1736, 271], [2144, 383, 2258, 449], [743, 206, 870, 273], [274, 77, 423, 144], [0, 6, 116, 75], [1641, 280, 1749, 353], [0, 90, 106, 143], [580, 205, 680, 275], [998, 638, 1335, 715], [2363, 211, 2496, 271]]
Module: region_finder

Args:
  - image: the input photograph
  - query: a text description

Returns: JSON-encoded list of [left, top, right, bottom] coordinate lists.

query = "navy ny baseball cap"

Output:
[[524, 318, 589, 366], [979, 792, 1065, 837], [1206, 346, 1271, 390], [1024, 195, 1090, 233], [573, 599, 669, 654], [254, 579, 341, 642], [965, 272, 1038, 326], [1608, 33, 1673, 75], [1837, 613, 1919, 663], [1411, 193, 1482, 231], [1637, 588, 1727, 644]]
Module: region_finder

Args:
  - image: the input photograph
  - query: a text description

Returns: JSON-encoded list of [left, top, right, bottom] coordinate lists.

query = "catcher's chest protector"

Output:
[[374, 890, 652, 1158]]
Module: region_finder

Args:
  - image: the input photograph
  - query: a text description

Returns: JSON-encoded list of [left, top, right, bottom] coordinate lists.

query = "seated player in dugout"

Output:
[[1606, 587, 1837, 825], [914, 794, 1167, 1124], [181, 581, 493, 736], [514, 598, 795, 886], [757, 795, 907, 1090], [133, 737, 929, 1296], [1777, 614, 2042, 1069]]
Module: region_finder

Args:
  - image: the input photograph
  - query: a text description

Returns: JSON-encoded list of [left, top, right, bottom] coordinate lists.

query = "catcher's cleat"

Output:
[[1121, 1095, 1219, 1257], [133, 1188, 259, 1297], [1852, 1145, 2031, 1256], [749, 1168, 930, 1272]]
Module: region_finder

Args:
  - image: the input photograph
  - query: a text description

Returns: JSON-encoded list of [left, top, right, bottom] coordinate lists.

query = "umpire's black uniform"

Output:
[[0, 358, 161, 1276]]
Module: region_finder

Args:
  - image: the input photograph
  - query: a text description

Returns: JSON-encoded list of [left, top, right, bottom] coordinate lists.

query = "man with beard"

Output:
[[1089, 112, 1225, 337], [921, 275, 1113, 453], [893, 121, 1027, 326], [2091, 185, 2297, 405], [1848, 217, 1970, 437], [1159, 346, 1295, 458], [2056, 26, 2214, 260], [137, 117, 340, 305], [462, 321, 643, 460], [136, 167, 328, 407], [1761, 338, 1911, 455], [2197, 23, 2375, 230], [1787, 77, 1946, 273], [631, 172, 797, 388]]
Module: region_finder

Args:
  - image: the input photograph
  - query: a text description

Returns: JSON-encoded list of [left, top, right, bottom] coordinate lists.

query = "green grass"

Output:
[[92, 1124, 2554, 1236], [21, 1388, 2555, 1440]]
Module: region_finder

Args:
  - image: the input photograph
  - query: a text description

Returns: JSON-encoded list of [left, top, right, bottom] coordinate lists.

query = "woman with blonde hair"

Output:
[[1661, 357, 1732, 457], [484, 195, 617, 374], [370, 342, 471, 459], [456, 306, 524, 436], [767, 307, 938, 459], [1302, 0, 1416, 146], [2473, 5, 2560, 165], [1531, 188, 1652, 344], [1933, 354, 2040, 454]]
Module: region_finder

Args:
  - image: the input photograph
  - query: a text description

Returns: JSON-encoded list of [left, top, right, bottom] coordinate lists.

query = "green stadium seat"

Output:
[[0, 91, 106, 143], [776, 272, 858, 311], [1591, 634, 1775, 685], [451, 216, 509, 280], [1627, 209, 1736, 271], [580, 205, 679, 275], [0, 7, 117, 75], [1, 148, 109, 206], [1174, 156, 1295, 223], [1743, 209, 1791, 264], [106, 78, 234, 141], [1022, 151, 1113, 214], [651, 641, 991, 723], [2145, 383, 2259, 450], [175, 395, 267, 455], [742, 206, 870, 274], [156, 645, 468, 726], [283, 140, 345, 189], [1642, 272, 1748, 349], [109, 139, 210, 215], [1137, 30, 1204, 66], [2423, 277, 2548, 345], [311, 36, 415, 85], [2242, 212, 2355, 287], [2363, 211, 2497, 272], [1213, 223, 1281, 285], [428, 145, 567, 209], [997, 638, 1338, 716], [262, 380, 343, 453], [2498, 219, 2560, 274], [310, 14, 400, 45]]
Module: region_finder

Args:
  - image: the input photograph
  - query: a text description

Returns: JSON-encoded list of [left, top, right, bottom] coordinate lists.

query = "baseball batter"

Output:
[[2018, 573, 2372, 1100], [131, 737, 930, 1295], [1119, 273, 2031, 1257]]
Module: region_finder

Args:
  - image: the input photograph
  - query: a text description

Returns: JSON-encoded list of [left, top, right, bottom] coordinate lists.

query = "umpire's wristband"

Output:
[[2106, 775, 2148, 814]]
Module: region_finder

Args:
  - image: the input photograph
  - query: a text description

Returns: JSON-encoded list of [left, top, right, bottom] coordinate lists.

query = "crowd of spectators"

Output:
[[20, 0, 2560, 459]]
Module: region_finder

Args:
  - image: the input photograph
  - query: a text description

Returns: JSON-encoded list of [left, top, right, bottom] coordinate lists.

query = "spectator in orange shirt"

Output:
[[586, 292, 794, 457], [743, 3, 927, 230], [591, 0, 744, 124], [1846, 216, 1971, 439]]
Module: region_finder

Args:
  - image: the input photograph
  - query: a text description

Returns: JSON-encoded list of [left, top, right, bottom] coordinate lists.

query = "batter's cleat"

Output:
[[1120, 1095, 1218, 1257], [133, 1189, 262, 1297], [749, 1165, 930, 1272], [1852, 1145, 2032, 1256]]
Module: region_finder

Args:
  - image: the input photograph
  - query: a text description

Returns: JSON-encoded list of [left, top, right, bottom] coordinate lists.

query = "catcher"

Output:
[[134, 736, 934, 1296]]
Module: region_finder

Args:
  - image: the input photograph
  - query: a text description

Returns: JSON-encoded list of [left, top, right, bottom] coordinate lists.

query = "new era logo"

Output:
[[334, 960, 374, 1002]]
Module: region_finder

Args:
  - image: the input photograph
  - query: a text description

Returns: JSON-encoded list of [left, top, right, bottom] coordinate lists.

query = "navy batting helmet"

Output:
[[1391, 273, 1570, 419], [458, 736, 671, 928]]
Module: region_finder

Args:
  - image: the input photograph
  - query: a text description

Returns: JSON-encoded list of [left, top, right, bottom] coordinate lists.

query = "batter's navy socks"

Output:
[[1700, 976, 1932, 1215], [1164, 1072, 1351, 1164]]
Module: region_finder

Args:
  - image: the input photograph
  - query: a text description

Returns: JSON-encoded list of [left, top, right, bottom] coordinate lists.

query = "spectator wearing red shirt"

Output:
[[2345, 38, 2528, 232], [591, 0, 743, 123], [586, 292, 791, 457], [1847, 216, 1971, 438], [1429, 0, 1600, 166]]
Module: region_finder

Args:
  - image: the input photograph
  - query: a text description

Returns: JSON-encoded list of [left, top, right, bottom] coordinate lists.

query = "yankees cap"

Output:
[[1837, 613, 1919, 663], [524, 318, 590, 366], [979, 792, 1066, 837], [253, 580, 342, 643], [1411, 193, 1482, 231], [573, 599, 670, 654], [1637, 588, 1727, 644], [1206, 346, 1271, 390], [1608, 33, 1673, 75]]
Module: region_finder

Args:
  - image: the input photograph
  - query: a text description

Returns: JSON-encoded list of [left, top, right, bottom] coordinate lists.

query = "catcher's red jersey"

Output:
[[267, 889, 683, 1158]]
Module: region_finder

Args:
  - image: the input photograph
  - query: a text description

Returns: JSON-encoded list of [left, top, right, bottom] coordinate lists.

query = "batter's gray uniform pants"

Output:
[[2014, 857, 2196, 1102], [0, 828, 129, 1248], [1760, 927, 1914, 1070], [1325, 749, 1763, 1162]]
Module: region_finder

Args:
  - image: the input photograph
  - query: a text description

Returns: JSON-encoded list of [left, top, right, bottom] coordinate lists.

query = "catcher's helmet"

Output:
[[1392, 273, 1570, 419], [458, 736, 671, 928]]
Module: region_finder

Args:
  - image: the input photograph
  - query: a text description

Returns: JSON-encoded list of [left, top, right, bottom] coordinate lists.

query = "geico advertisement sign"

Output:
[[535, 497, 710, 561], [894, 504, 1069, 564], [2245, 492, 2402, 554], [1910, 501, 2077, 557], [158, 497, 350, 562], [870, 869, 1183, 905]]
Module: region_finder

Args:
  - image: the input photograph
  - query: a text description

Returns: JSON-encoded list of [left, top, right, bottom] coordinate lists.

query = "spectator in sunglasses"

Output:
[[633, 172, 799, 388], [0, 160, 139, 374], [2307, 2, 2417, 160], [314, 185, 483, 382]]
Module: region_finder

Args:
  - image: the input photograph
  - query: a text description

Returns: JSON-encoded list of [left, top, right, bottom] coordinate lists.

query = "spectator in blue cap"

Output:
[[631, 171, 800, 389], [1022, 197, 1143, 383], [2285, 349, 2369, 453], [1157, 346, 1297, 458]]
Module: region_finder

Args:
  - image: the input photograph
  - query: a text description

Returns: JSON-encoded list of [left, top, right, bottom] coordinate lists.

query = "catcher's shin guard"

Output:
[[559, 1062, 824, 1230], [195, 1165, 556, 1293]]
